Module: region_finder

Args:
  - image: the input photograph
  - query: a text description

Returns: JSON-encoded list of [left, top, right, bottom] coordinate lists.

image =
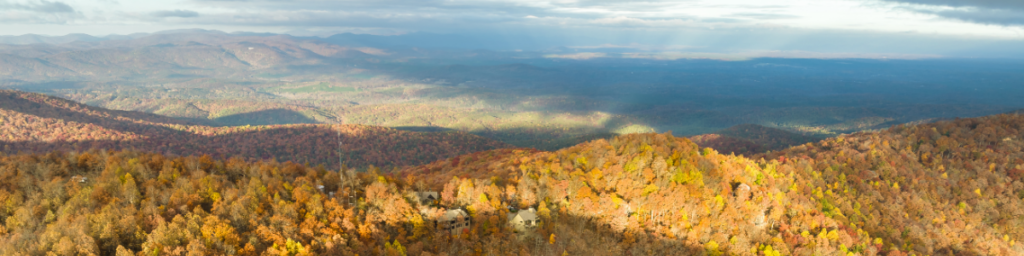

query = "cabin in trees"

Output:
[[437, 209, 471, 235], [507, 208, 538, 232], [412, 191, 439, 206]]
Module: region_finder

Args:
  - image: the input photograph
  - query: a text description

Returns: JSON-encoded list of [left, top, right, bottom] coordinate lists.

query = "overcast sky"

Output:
[[1, 0, 1023, 57]]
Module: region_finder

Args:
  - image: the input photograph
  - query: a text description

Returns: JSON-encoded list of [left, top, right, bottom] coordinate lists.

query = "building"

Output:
[[437, 209, 471, 235], [507, 208, 538, 232], [412, 191, 439, 206]]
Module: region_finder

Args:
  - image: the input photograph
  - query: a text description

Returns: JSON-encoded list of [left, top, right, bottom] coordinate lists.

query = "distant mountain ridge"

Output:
[[0, 30, 530, 51], [0, 30, 389, 81], [0, 29, 262, 46]]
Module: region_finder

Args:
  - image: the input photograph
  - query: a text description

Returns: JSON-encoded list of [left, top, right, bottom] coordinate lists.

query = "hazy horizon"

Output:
[[2, 0, 1024, 58], [2, 2, 1024, 255]]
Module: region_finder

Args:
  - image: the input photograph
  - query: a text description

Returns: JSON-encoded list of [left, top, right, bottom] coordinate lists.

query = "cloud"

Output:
[[543, 52, 607, 60], [152, 9, 199, 18], [880, 0, 1024, 25], [0, 0, 80, 24], [2, 0, 75, 13], [879, 0, 1024, 10], [1, 0, 1023, 58], [569, 43, 696, 51], [915, 7, 1024, 25], [726, 12, 799, 20]]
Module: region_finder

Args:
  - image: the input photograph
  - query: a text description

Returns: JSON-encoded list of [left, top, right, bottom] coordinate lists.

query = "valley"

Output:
[[4, 31, 1023, 152]]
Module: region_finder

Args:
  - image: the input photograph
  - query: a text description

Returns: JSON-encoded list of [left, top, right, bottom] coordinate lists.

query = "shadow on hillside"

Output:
[[0, 126, 336, 164], [686, 124, 825, 156], [474, 129, 618, 151], [0, 124, 511, 170], [402, 123, 816, 153], [325, 167, 995, 256], [688, 134, 766, 156], [404, 126, 611, 151], [379, 209, 707, 256], [369, 207, 988, 256], [213, 108, 320, 126], [0, 91, 196, 134], [393, 126, 457, 132]]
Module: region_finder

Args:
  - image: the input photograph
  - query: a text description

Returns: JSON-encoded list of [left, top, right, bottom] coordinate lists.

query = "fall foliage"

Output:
[[2, 88, 1024, 255]]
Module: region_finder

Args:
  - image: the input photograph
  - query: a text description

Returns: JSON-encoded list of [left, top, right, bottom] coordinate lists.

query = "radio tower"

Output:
[[337, 121, 354, 206], [342, 117, 350, 169], [344, 127, 348, 167]]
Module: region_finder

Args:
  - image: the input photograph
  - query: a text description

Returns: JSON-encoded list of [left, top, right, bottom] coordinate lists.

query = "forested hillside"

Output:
[[760, 113, 1024, 255], [0, 90, 510, 168], [0, 110, 1021, 255]]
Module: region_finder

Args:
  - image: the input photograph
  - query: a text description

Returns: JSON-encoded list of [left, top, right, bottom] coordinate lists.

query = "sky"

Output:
[[1, 0, 1023, 57]]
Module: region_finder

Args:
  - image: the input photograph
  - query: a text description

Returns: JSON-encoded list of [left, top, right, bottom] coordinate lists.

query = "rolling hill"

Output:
[[0, 90, 511, 168], [0, 108, 1021, 255], [395, 111, 1024, 255]]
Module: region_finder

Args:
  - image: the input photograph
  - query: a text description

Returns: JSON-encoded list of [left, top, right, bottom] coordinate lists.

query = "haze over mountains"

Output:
[[0, 89, 810, 167], [1, 27, 1024, 256], [3, 30, 1023, 152]]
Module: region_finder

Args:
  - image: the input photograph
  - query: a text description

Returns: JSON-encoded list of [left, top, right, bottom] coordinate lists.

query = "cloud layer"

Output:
[[3, 0, 74, 13], [881, 0, 1024, 10], [882, 0, 1024, 25], [0, 0, 1022, 58], [152, 9, 199, 18], [0, 0, 79, 23]]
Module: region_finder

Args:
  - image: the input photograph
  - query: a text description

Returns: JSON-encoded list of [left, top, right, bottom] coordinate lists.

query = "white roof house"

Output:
[[507, 208, 538, 232]]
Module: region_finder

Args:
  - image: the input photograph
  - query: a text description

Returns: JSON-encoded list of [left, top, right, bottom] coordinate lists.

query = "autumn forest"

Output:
[[0, 86, 1023, 255], [1, 30, 1024, 256]]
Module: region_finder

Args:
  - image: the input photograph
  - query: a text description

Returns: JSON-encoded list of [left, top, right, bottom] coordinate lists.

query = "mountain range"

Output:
[[1, 29, 1023, 255]]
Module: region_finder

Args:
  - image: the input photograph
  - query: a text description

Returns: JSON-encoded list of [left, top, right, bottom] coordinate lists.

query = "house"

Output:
[[71, 175, 87, 183], [412, 191, 439, 206], [507, 208, 538, 232], [437, 209, 471, 235]]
